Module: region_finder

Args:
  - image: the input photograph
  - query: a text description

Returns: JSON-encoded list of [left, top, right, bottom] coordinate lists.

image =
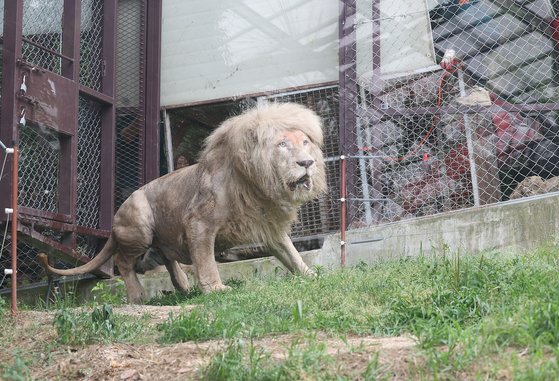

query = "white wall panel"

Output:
[[160, 0, 339, 107], [356, 0, 437, 80]]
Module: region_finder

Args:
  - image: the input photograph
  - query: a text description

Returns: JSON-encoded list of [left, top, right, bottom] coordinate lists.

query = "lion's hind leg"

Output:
[[111, 190, 156, 303], [114, 253, 146, 303], [161, 256, 190, 294]]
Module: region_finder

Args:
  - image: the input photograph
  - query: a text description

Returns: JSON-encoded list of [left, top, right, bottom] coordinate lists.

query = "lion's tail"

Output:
[[37, 235, 116, 276]]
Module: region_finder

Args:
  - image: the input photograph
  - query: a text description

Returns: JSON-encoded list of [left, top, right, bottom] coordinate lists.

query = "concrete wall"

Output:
[[315, 192, 559, 269]]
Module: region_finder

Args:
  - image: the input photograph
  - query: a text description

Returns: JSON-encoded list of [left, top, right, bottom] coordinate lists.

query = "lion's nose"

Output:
[[297, 159, 314, 168]]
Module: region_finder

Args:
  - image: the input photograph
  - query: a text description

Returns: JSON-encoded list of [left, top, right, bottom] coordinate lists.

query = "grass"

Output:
[[156, 250, 516, 342], [4, 246, 559, 378], [1, 351, 31, 381], [52, 303, 150, 345], [152, 246, 559, 379], [201, 333, 381, 381]]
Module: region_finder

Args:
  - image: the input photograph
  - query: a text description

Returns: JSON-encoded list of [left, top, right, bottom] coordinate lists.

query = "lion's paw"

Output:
[[304, 268, 317, 277], [202, 284, 232, 294], [215, 284, 232, 292]]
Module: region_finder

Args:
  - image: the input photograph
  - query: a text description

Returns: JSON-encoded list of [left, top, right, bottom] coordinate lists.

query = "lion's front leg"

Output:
[[186, 221, 231, 294], [269, 233, 314, 276]]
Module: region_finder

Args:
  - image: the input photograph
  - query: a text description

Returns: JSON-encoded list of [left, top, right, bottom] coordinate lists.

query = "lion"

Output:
[[38, 102, 326, 303]]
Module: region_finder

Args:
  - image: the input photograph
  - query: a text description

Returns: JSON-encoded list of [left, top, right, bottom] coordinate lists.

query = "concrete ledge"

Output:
[[317, 192, 559, 269]]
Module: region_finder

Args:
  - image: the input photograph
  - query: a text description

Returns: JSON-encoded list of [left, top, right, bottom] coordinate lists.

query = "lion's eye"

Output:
[[303, 139, 309, 146], [278, 141, 288, 148]]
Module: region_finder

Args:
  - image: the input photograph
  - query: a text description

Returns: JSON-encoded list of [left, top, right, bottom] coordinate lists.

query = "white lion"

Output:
[[39, 103, 326, 303]]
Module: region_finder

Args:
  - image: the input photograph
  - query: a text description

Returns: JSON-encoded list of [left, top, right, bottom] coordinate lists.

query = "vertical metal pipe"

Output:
[[340, 155, 347, 268], [339, 0, 358, 227], [163, 109, 174, 173], [10, 145, 18, 316], [457, 68, 480, 206], [144, 0, 163, 182]]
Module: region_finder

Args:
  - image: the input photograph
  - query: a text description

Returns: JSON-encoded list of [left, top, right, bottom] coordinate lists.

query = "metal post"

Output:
[[11, 144, 18, 316], [162, 109, 174, 173], [340, 155, 347, 268], [356, 122, 373, 224], [457, 68, 481, 207]]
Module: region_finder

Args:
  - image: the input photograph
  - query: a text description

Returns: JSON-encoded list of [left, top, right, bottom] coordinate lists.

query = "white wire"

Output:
[[0, 213, 10, 262], [0, 151, 12, 283], [0, 153, 7, 181]]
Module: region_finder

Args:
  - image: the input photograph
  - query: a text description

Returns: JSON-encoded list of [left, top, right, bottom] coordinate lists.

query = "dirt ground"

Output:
[[2, 305, 418, 380]]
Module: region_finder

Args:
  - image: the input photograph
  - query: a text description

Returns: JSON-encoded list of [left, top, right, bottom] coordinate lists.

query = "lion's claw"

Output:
[[202, 284, 232, 294], [216, 284, 232, 292]]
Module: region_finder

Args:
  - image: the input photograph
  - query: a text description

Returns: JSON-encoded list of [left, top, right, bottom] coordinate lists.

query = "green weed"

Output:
[[201, 334, 381, 381], [156, 248, 559, 378], [90, 279, 126, 305], [1, 352, 31, 381], [0, 296, 7, 322], [53, 303, 148, 345]]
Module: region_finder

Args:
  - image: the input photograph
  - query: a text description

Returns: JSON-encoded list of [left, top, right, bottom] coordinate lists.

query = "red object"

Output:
[[445, 143, 470, 180], [550, 17, 559, 51], [491, 95, 542, 162]]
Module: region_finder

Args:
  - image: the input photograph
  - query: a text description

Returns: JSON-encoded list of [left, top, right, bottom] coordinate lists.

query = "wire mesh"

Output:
[[17, 124, 61, 212], [265, 86, 341, 240], [115, 0, 145, 209], [80, 0, 105, 91], [77, 234, 99, 259], [0, 237, 45, 288], [21, 0, 64, 74], [341, 0, 559, 229], [77, 96, 102, 229]]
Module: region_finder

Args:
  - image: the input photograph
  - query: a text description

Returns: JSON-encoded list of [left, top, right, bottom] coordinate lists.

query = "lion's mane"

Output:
[[198, 102, 327, 247]]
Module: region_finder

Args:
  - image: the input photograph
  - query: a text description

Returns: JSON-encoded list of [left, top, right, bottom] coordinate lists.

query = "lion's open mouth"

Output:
[[289, 175, 311, 191]]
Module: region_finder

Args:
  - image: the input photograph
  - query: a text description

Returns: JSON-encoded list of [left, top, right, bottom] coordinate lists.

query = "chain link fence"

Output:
[[264, 87, 341, 249], [80, 0, 105, 91], [341, 0, 559, 230], [115, 0, 145, 209], [21, 0, 64, 75], [77, 96, 103, 229], [1, 0, 147, 290]]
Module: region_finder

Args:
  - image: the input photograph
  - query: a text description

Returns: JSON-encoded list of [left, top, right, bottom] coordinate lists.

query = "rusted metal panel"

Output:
[[0, 0, 24, 216], [16, 65, 78, 136], [144, 0, 162, 182]]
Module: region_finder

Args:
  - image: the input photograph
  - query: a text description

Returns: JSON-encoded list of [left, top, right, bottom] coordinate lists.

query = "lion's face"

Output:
[[200, 103, 327, 206], [274, 129, 323, 202]]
